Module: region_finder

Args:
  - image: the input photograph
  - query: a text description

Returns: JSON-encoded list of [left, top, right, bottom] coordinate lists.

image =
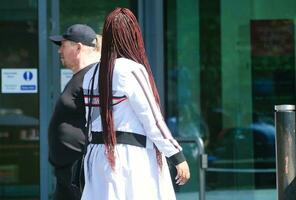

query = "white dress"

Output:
[[81, 58, 185, 200]]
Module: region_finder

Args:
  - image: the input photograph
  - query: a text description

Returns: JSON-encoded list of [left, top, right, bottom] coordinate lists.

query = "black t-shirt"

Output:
[[48, 64, 95, 168]]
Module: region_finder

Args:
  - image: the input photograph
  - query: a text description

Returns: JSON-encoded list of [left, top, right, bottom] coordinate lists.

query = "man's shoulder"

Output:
[[79, 63, 98, 77], [82, 62, 99, 91]]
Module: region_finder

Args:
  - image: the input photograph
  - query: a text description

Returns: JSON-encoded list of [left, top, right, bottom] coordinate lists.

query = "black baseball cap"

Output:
[[50, 24, 96, 47]]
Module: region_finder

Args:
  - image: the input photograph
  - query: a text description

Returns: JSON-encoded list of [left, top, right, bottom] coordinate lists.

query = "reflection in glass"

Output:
[[165, 0, 295, 199]]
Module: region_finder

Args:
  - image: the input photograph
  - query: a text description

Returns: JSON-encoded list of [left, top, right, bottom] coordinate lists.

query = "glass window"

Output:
[[165, 0, 295, 199], [0, 0, 39, 199], [60, 0, 137, 43], [164, 1, 202, 198]]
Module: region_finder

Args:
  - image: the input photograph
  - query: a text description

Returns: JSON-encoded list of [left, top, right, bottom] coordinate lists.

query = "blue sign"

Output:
[[21, 85, 36, 90], [23, 71, 33, 81]]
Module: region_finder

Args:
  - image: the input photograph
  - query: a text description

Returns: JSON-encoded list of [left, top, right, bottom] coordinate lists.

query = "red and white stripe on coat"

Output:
[[84, 94, 127, 107], [131, 68, 182, 151]]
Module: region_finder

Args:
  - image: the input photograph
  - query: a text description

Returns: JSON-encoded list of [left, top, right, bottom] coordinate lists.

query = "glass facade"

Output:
[[0, 1, 39, 199], [0, 0, 295, 199], [165, 0, 295, 199]]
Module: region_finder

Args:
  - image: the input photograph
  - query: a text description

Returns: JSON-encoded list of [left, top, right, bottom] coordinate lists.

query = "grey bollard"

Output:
[[275, 105, 296, 200]]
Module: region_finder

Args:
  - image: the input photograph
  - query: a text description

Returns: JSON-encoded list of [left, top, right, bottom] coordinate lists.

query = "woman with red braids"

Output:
[[81, 7, 190, 200]]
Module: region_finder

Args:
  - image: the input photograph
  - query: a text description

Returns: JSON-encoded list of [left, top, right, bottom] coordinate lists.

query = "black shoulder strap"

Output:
[[76, 63, 99, 192], [84, 63, 99, 152]]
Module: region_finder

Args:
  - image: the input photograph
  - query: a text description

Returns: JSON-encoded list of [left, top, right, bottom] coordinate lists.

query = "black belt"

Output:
[[90, 131, 146, 148]]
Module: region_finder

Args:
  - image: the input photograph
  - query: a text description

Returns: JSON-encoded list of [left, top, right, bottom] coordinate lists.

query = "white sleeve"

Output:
[[123, 66, 185, 163]]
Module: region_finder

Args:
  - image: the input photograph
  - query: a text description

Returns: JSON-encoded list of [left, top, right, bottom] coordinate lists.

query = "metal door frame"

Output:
[[39, 0, 60, 199]]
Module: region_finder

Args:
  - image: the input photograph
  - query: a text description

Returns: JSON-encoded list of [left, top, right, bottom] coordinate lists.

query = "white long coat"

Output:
[[81, 58, 184, 200]]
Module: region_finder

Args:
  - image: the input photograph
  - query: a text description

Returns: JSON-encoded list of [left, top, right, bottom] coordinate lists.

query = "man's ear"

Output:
[[76, 42, 83, 52]]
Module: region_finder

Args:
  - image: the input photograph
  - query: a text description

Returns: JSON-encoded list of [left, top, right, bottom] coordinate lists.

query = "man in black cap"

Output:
[[48, 24, 101, 200]]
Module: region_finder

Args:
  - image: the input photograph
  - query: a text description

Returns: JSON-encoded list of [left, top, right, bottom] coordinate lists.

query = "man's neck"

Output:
[[72, 50, 100, 74], [72, 59, 98, 74]]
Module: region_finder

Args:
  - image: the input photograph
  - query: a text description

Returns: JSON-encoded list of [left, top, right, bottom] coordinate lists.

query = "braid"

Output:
[[99, 8, 162, 169]]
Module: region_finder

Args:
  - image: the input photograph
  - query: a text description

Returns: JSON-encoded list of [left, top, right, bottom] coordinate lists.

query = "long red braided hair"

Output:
[[99, 7, 162, 169]]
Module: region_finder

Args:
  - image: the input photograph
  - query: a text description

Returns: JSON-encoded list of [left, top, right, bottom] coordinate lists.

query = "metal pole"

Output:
[[197, 137, 207, 200], [275, 104, 296, 200], [38, 0, 49, 199], [176, 137, 207, 200]]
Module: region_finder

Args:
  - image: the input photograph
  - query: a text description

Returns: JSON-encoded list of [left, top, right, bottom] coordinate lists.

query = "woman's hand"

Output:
[[175, 161, 190, 185]]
